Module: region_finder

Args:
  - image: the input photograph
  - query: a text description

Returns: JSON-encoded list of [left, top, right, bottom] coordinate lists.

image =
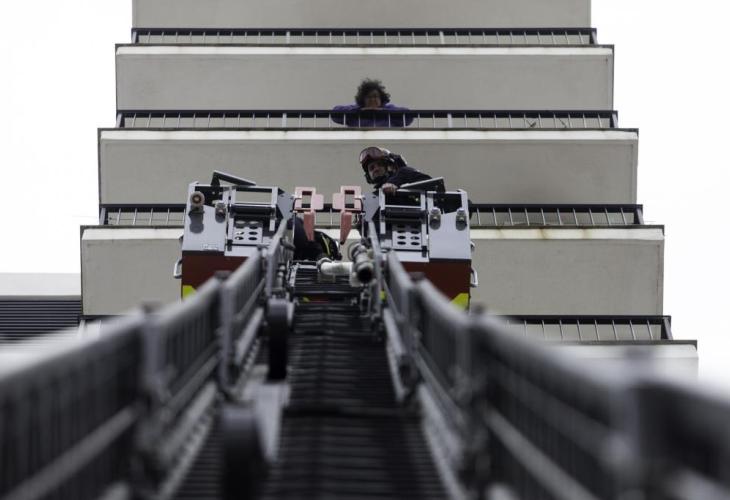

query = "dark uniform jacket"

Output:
[[374, 165, 431, 189]]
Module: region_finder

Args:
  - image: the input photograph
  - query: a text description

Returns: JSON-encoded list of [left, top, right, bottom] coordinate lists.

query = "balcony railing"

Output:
[[100, 204, 644, 228], [116, 109, 619, 130], [132, 27, 598, 46], [503, 315, 677, 343]]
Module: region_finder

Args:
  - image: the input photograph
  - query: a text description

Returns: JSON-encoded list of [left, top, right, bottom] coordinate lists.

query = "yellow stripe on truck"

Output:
[[451, 293, 469, 310]]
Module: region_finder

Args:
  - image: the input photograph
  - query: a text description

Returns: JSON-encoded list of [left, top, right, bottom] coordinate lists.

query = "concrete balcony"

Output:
[[98, 127, 638, 206], [82, 224, 663, 318], [81, 227, 181, 316], [81, 222, 666, 328], [132, 0, 591, 29], [502, 316, 698, 377], [115, 45, 613, 110], [471, 226, 664, 316], [89, 204, 655, 318]]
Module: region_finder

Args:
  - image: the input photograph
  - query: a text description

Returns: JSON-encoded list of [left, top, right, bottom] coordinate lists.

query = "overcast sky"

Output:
[[1, 1, 729, 389]]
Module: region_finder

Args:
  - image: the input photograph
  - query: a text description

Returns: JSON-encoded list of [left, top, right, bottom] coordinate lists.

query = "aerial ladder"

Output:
[[2, 175, 730, 500]]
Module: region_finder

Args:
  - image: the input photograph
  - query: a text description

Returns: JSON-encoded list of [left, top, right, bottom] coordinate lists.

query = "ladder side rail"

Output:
[[629, 379, 730, 500], [218, 252, 265, 389], [469, 313, 639, 499], [0, 315, 146, 500], [411, 280, 472, 435], [139, 277, 223, 483]]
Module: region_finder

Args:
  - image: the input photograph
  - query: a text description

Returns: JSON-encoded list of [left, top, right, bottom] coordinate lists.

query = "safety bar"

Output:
[[116, 109, 619, 130], [131, 27, 598, 46], [101, 203, 643, 228]]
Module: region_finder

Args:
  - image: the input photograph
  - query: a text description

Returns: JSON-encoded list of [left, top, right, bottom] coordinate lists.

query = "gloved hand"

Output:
[[382, 183, 398, 195]]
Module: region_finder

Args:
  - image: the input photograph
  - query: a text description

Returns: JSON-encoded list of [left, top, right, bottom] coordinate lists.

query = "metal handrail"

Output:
[[132, 27, 598, 46], [100, 203, 645, 228]]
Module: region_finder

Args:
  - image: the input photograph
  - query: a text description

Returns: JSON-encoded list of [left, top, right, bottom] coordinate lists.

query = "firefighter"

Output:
[[358, 146, 432, 194]]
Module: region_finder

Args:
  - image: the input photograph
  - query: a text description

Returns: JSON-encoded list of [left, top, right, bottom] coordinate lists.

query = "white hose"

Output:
[[317, 260, 353, 277]]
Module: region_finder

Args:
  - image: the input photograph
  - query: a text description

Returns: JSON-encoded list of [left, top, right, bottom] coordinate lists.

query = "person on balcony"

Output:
[[359, 146, 431, 194], [332, 79, 414, 127]]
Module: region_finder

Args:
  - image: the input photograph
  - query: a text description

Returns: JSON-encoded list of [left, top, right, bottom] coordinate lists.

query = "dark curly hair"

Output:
[[355, 78, 391, 107]]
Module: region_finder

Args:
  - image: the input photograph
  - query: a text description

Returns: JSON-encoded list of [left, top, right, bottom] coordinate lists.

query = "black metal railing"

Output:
[[470, 204, 643, 227], [101, 203, 642, 228], [132, 27, 598, 46], [116, 109, 619, 130], [101, 204, 186, 226], [503, 315, 675, 343]]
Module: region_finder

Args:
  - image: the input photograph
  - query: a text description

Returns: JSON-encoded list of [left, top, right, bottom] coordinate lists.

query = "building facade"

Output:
[[80, 0, 696, 372]]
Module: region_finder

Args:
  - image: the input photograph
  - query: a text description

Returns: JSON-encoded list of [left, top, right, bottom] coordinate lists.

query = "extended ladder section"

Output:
[[1, 223, 728, 500]]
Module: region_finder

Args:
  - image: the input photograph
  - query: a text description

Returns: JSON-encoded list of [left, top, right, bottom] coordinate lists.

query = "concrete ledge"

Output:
[[81, 227, 182, 316], [132, 0, 591, 29], [81, 225, 662, 317], [555, 342, 698, 379], [116, 45, 613, 110], [471, 227, 664, 316], [0, 273, 80, 298], [98, 129, 638, 205]]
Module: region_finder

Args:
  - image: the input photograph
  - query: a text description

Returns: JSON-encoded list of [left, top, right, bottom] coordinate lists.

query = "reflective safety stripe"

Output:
[[451, 293, 469, 310]]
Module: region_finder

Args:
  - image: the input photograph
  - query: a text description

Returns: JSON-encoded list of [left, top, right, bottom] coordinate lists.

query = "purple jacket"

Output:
[[331, 103, 414, 127]]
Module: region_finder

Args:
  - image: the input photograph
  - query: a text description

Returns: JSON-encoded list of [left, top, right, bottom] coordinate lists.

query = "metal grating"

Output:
[[289, 310, 394, 409], [0, 299, 81, 343], [116, 110, 618, 130], [174, 422, 223, 500], [132, 27, 597, 46], [254, 266, 446, 498], [503, 316, 674, 342], [260, 415, 445, 499]]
